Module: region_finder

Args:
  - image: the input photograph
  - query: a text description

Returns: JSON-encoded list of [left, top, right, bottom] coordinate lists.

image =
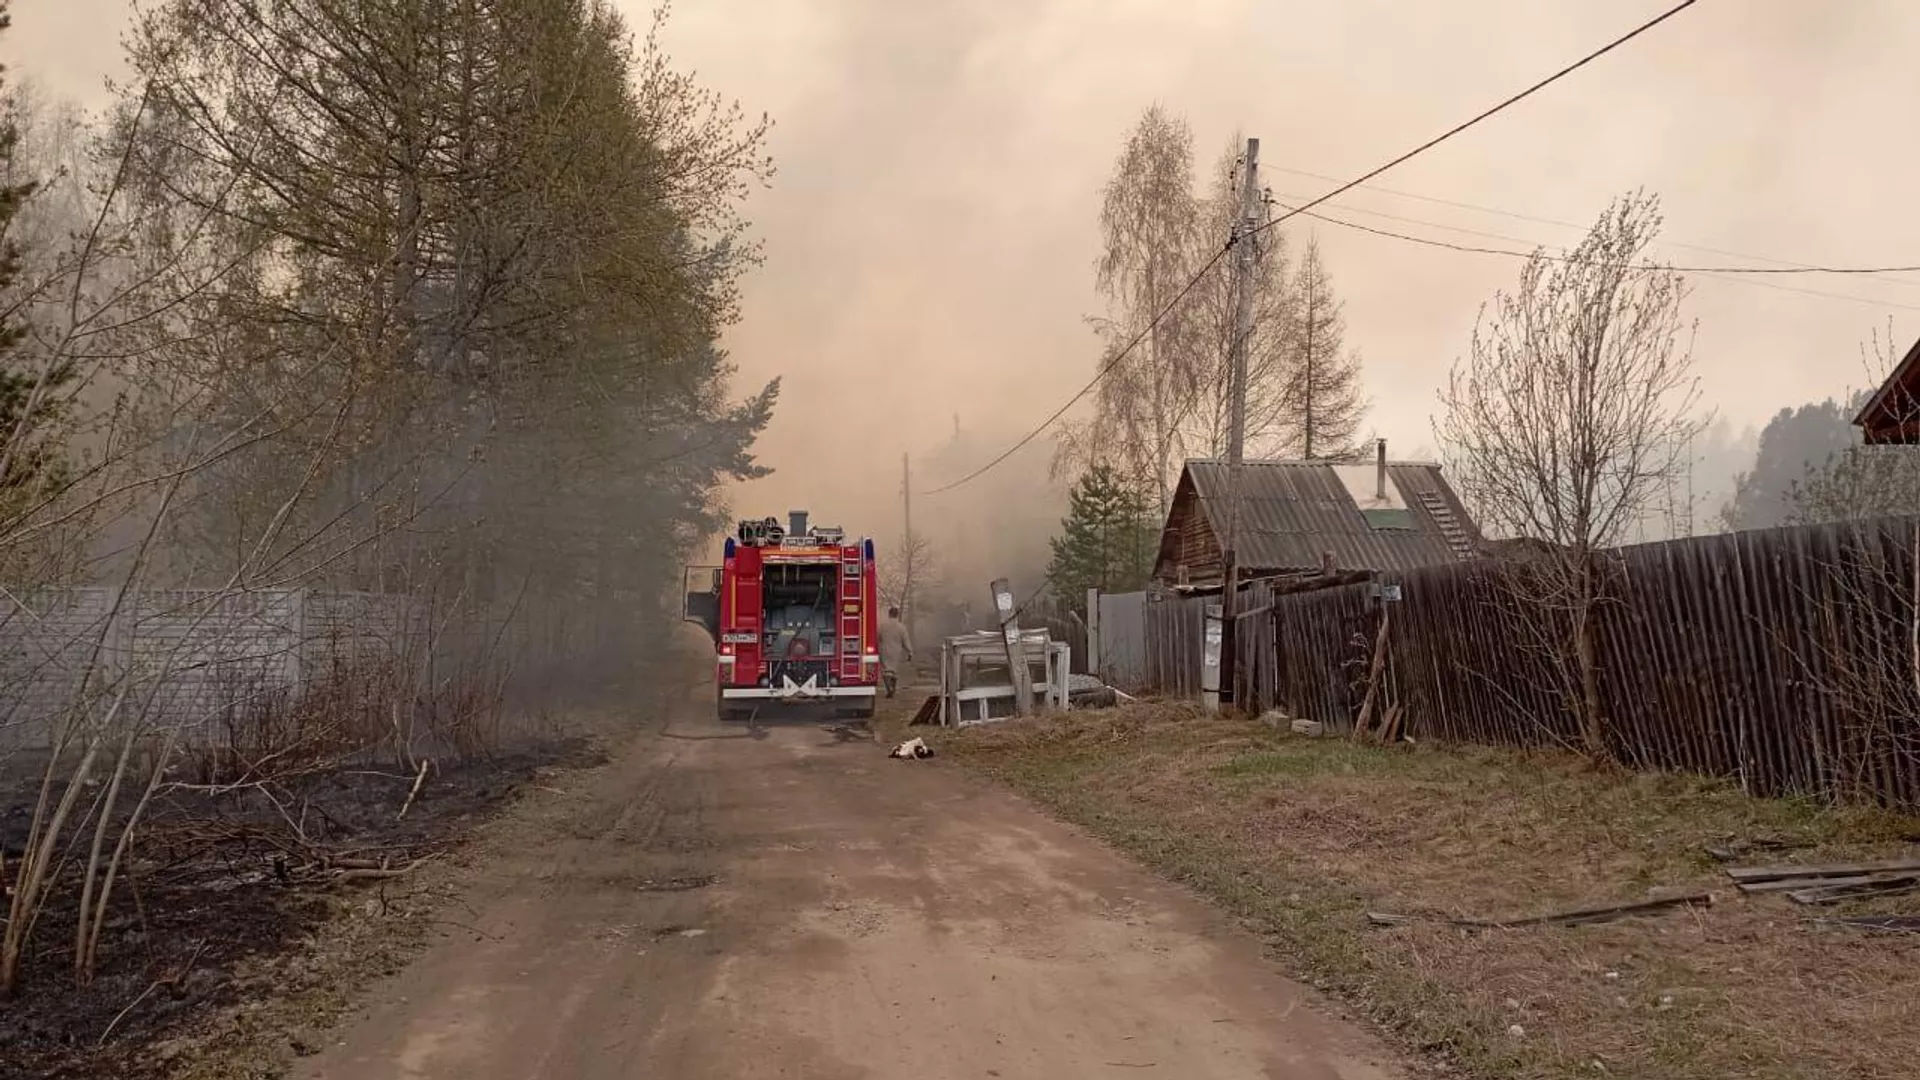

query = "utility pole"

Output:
[[901, 452, 913, 629], [1219, 136, 1259, 707]]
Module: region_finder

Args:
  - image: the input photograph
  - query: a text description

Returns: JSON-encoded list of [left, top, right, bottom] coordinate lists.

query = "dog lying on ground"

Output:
[[888, 737, 933, 760]]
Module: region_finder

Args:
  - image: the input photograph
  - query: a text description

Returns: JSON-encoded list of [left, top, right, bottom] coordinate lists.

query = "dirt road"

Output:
[[296, 697, 1399, 1080]]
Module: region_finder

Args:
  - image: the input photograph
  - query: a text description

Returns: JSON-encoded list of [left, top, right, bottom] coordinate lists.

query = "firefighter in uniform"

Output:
[[878, 606, 914, 698]]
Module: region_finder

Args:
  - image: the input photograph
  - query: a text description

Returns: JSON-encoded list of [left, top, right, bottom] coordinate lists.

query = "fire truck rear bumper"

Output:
[[720, 686, 877, 700]]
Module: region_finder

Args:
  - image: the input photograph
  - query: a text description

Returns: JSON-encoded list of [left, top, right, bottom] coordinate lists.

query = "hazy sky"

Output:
[[14, 0, 1920, 558]]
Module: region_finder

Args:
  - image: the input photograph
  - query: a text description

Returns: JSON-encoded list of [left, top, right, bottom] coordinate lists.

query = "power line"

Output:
[[1282, 195, 1920, 274], [1267, 197, 1920, 275], [1012, 570, 1057, 620], [920, 242, 1232, 495], [922, 0, 1704, 497], [1261, 162, 1912, 279], [1268, 197, 1920, 312], [1245, 0, 1704, 246]]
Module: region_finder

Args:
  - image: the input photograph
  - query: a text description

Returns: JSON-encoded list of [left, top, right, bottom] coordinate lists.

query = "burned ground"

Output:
[[0, 735, 606, 1080]]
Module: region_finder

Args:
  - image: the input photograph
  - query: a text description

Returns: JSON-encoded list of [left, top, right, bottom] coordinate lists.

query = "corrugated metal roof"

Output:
[[1165, 459, 1484, 577]]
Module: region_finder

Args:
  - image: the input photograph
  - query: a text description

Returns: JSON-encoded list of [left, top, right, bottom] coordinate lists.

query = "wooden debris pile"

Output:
[[1702, 836, 1808, 863], [1726, 856, 1920, 907]]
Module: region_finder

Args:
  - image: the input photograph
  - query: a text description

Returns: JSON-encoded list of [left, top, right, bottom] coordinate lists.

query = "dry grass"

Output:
[[943, 703, 1920, 1080]]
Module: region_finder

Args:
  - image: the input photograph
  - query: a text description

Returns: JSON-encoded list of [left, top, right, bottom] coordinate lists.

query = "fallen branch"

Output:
[[1703, 837, 1807, 863], [319, 857, 390, 872], [1813, 914, 1920, 934], [1367, 893, 1712, 930], [98, 936, 208, 1046], [332, 856, 434, 885], [284, 850, 441, 885], [1788, 877, 1920, 906], [94, 979, 162, 1048], [1725, 857, 1920, 884], [1738, 871, 1920, 896], [396, 759, 432, 821]]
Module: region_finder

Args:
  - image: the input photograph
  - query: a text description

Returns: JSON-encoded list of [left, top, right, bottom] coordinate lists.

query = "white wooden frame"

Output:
[[937, 631, 1070, 727]]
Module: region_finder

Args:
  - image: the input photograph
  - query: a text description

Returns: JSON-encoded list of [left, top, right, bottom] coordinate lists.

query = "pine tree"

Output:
[[1045, 464, 1157, 617], [1282, 236, 1365, 459], [0, 1, 68, 503]]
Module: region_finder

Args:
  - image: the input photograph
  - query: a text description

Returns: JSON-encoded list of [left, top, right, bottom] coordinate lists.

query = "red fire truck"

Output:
[[683, 511, 881, 721]]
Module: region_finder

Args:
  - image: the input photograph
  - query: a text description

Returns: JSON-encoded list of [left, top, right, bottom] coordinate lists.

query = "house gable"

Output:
[[1152, 469, 1222, 585], [1855, 334, 1920, 444]]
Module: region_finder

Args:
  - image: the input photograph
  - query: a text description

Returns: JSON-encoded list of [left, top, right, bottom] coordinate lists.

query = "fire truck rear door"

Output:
[[682, 565, 721, 643]]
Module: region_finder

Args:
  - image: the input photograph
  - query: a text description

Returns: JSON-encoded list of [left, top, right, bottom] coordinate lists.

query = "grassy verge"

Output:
[[943, 703, 1920, 1080]]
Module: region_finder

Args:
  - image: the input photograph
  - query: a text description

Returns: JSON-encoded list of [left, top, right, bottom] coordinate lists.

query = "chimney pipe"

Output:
[[1375, 439, 1387, 502], [789, 509, 809, 538]]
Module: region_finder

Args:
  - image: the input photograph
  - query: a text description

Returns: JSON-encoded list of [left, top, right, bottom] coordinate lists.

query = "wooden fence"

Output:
[[1024, 594, 1091, 676], [1247, 518, 1920, 809], [1117, 573, 1374, 709]]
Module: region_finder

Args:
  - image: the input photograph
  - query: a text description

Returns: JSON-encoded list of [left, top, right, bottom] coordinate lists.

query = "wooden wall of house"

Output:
[[1160, 493, 1224, 584]]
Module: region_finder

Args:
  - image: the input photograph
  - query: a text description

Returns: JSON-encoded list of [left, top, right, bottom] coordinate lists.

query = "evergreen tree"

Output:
[[1721, 393, 1868, 530], [1045, 464, 1157, 617], [0, 1, 69, 503], [1280, 236, 1365, 459]]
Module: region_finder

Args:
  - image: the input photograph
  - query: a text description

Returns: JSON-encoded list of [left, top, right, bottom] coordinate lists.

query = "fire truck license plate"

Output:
[[722, 632, 757, 645]]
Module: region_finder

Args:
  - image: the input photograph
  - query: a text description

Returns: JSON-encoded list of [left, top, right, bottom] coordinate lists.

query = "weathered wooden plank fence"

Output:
[[1244, 518, 1920, 809], [1146, 588, 1207, 694], [1091, 518, 1920, 807]]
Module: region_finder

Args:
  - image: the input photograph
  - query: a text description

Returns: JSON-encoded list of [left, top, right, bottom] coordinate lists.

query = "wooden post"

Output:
[[1085, 587, 1102, 679], [990, 578, 1034, 715], [901, 453, 914, 632]]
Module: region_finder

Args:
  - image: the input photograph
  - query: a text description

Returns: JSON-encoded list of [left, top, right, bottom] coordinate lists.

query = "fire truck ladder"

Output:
[[838, 546, 865, 671]]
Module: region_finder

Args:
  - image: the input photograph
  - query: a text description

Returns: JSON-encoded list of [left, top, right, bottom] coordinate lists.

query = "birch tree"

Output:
[[1071, 105, 1201, 517], [879, 530, 938, 629], [1436, 191, 1703, 757], [1183, 137, 1300, 461]]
